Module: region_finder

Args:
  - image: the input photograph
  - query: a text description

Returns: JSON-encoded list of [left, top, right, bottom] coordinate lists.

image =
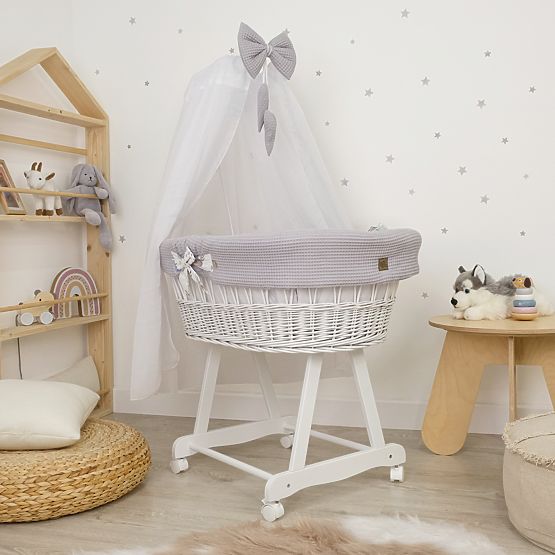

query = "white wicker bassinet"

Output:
[[160, 229, 421, 353]]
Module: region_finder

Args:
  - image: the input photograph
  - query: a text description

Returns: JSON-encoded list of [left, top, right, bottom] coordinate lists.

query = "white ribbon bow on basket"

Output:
[[171, 248, 213, 296]]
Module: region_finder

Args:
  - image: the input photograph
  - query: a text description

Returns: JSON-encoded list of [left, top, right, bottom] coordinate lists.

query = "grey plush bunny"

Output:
[[65, 164, 116, 251]]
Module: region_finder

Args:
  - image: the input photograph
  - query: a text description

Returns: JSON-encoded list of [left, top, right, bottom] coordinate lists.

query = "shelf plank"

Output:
[[0, 214, 84, 223], [0, 314, 110, 342], [0, 133, 87, 156], [0, 93, 106, 127]]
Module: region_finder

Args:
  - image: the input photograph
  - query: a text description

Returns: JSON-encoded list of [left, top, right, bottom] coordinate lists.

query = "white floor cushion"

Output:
[[0, 380, 99, 450]]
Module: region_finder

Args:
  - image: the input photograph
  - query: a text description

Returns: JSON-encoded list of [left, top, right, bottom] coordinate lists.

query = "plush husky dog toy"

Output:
[[451, 265, 553, 321]]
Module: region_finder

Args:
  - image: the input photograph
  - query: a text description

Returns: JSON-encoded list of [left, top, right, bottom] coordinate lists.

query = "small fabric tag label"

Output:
[[378, 257, 389, 271]]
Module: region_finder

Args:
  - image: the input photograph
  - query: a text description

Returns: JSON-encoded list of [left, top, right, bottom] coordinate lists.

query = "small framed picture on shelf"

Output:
[[0, 159, 26, 215]]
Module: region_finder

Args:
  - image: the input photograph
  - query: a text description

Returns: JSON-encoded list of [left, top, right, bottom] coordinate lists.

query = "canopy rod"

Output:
[[0, 186, 96, 199]]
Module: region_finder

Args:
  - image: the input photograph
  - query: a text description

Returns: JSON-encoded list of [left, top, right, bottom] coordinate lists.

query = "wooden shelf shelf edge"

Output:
[[0, 314, 111, 342], [0, 214, 84, 223]]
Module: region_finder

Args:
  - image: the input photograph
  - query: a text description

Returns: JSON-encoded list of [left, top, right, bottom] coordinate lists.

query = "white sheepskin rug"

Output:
[[78, 515, 505, 555]]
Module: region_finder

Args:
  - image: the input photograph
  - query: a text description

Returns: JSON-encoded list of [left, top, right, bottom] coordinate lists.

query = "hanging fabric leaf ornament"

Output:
[[237, 22, 296, 155], [257, 83, 269, 132]]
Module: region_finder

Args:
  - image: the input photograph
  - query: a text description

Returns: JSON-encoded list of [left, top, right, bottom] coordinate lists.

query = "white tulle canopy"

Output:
[[130, 54, 350, 400]]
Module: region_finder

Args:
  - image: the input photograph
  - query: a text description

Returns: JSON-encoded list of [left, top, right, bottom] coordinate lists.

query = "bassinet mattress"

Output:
[[160, 229, 421, 289]]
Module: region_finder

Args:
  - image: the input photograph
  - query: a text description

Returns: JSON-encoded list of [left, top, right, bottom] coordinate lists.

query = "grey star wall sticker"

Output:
[[408, 188, 415, 196], [144, 80, 150, 86], [229, 48, 234, 54], [481, 195, 490, 205], [127, 144, 132, 149], [422, 292, 429, 299], [484, 50, 492, 57], [434, 131, 441, 139], [458, 166, 467, 175], [401, 9, 410, 18], [315, 70, 322, 77], [94, 69, 100, 75], [364, 88, 374, 97], [177, 28, 183, 34], [441, 227, 448, 234], [477, 99, 486, 109], [386, 154, 395, 163], [340, 178, 349, 187], [350, 39, 355, 44], [520, 230, 526, 237], [129, 16, 136, 24], [119, 235, 127, 243], [324, 121, 330, 126], [523, 174, 530, 179], [501, 137, 509, 144], [529, 86, 536, 93], [421, 76, 430, 86]]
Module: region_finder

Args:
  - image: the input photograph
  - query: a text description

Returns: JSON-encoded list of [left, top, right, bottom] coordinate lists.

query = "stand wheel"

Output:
[[261, 501, 285, 522], [280, 434, 294, 449], [170, 458, 189, 474], [390, 464, 404, 483]]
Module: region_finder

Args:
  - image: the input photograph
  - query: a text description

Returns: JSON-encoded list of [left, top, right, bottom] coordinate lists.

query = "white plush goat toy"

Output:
[[23, 161, 63, 216]]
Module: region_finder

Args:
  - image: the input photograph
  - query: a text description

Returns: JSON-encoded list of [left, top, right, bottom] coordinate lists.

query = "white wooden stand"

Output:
[[170, 346, 405, 521]]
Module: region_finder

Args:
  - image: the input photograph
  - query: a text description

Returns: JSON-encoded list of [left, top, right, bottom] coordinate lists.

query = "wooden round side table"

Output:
[[422, 315, 555, 456]]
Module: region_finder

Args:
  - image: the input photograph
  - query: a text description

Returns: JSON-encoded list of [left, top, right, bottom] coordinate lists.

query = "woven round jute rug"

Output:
[[0, 419, 151, 523]]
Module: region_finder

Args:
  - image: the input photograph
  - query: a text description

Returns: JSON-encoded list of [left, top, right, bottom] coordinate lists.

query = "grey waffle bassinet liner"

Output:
[[160, 229, 421, 289]]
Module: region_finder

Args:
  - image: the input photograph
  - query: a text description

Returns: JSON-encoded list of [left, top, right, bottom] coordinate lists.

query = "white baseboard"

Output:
[[114, 388, 549, 435]]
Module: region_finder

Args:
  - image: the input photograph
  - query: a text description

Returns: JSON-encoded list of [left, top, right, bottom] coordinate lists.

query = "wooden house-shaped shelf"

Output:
[[0, 48, 113, 415]]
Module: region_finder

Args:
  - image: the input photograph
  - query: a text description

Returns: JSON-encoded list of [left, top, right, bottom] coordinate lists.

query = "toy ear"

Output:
[[24, 171, 28, 178], [34, 289, 40, 295], [37, 162, 42, 172], [458, 266, 466, 274], [31, 162, 37, 171], [525, 277, 532, 288], [472, 264, 486, 285], [70, 164, 84, 189], [93, 166, 117, 214], [46, 172, 55, 181]]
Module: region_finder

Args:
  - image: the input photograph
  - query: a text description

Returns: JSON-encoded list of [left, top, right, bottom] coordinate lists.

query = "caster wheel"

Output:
[[390, 464, 404, 483], [280, 434, 294, 449], [261, 501, 285, 522], [170, 458, 189, 474]]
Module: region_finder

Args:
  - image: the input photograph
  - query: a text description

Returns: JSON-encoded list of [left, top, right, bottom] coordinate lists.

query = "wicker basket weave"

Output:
[[178, 297, 396, 353], [0, 419, 151, 523]]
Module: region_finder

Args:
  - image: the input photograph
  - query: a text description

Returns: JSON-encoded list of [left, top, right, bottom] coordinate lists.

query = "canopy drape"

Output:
[[130, 55, 350, 400]]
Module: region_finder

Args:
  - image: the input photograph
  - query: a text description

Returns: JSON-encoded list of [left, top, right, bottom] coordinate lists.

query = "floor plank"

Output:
[[0, 414, 541, 554]]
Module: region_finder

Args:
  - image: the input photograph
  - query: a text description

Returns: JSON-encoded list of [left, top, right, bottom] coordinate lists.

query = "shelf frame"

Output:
[[0, 47, 113, 416]]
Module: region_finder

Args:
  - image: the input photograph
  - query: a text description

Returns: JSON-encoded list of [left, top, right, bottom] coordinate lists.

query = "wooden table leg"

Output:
[[422, 331, 506, 455], [508, 336, 517, 422], [516, 336, 555, 409]]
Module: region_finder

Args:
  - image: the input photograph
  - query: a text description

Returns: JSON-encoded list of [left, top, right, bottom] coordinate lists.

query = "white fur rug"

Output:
[[78, 515, 505, 555]]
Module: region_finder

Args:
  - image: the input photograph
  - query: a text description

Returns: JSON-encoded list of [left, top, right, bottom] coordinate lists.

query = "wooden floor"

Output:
[[1, 414, 542, 554]]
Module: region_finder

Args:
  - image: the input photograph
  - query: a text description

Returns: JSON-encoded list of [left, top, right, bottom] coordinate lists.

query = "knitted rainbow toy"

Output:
[[512, 276, 538, 321]]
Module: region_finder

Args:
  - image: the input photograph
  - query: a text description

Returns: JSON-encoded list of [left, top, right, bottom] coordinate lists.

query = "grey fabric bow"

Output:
[[238, 22, 296, 155]]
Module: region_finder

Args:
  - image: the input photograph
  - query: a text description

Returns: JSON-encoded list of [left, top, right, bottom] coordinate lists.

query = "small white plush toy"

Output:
[[23, 161, 63, 216]]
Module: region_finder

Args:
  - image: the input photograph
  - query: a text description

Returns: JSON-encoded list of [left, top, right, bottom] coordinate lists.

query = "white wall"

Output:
[[2, 0, 555, 433]]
